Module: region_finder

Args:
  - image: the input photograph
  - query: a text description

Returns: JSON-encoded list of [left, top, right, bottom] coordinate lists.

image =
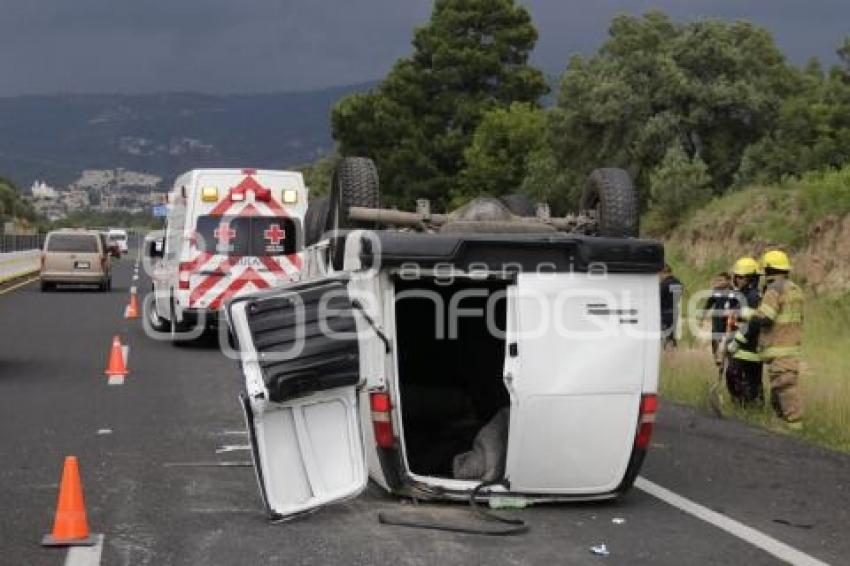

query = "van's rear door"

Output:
[[227, 278, 367, 520], [504, 272, 656, 494]]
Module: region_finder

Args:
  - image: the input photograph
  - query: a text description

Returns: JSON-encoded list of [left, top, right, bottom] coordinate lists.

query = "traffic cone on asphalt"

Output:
[[125, 291, 139, 319], [104, 335, 128, 377], [42, 456, 97, 546]]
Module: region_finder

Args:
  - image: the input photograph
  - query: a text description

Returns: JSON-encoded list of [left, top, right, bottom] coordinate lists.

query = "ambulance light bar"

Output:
[[201, 187, 219, 202]]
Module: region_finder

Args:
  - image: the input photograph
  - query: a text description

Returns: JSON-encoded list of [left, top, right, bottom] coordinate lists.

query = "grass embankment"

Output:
[[658, 167, 850, 452]]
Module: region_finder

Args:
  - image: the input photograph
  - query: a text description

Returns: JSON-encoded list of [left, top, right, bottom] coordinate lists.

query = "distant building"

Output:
[[31, 180, 59, 199]]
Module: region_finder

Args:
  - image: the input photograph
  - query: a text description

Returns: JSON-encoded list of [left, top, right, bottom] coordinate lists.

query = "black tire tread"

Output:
[[582, 168, 639, 238], [333, 157, 380, 229]]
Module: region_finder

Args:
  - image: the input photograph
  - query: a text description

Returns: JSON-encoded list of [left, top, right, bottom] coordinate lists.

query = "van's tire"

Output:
[[499, 193, 536, 217], [304, 196, 331, 246], [581, 168, 639, 238], [330, 157, 380, 231], [40, 280, 52, 292]]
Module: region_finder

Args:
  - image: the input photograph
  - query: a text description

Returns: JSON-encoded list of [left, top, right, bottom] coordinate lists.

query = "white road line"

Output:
[[64, 534, 103, 566], [122, 345, 129, 367], [215, 444, 251, 454], [635, 477, 830, 566]]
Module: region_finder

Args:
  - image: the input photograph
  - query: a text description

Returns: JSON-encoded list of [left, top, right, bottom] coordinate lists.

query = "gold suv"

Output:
[[40, 229, 112, 291]]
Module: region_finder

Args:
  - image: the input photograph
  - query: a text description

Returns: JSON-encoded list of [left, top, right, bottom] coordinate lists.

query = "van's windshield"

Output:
[[195, 215, 297, 256], [47, 234, 99, 253]]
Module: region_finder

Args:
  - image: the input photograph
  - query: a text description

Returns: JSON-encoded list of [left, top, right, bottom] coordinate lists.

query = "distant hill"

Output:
[[0, 83, 375, 189]]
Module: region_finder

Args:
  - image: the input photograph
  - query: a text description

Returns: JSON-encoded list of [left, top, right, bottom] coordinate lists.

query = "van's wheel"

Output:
[[304, 196, 331, 246], [329, 156, 380, 231], [500, 193, 536, 217], [40, 280, 52, 292], [581, 168, 639, 237]]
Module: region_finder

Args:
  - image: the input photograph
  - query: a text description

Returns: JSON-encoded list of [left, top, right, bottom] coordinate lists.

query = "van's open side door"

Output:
[[227, 278, 367, 520]]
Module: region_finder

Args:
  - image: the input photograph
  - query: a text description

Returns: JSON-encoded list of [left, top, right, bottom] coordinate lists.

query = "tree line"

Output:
[[329, 1, 850, 233]]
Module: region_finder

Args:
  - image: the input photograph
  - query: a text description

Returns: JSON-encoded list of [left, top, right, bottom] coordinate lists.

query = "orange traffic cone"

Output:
[[125, 291, 139, 319], [42, 456, 97, 546], [104, 336, 128, 377]]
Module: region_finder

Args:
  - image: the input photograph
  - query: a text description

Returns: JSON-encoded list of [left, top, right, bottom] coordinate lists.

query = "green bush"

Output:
[[646, 144, 713, 233]]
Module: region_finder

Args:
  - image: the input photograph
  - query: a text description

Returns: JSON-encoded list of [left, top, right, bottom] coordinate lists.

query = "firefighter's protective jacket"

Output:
[[741, 276, 804, 361]]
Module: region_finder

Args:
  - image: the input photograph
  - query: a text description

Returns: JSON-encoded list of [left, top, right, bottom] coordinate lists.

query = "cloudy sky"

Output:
[[1, 0, 847, 96]]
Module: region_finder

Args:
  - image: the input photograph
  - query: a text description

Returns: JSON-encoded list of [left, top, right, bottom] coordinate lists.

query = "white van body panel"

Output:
[[228, 282, 368, 519], [503, 272, 658, 493]]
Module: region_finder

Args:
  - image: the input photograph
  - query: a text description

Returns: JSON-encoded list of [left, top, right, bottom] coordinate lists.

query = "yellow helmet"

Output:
[[762, 249, 791, 272], [732, 256, 760, 276]]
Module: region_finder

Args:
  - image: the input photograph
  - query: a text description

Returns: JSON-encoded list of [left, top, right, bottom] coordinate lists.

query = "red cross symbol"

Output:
[[214, 221, 236, 250], [264, 224, 286, 246]]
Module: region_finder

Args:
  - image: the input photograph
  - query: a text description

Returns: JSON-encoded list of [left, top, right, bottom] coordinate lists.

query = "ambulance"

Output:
[[146, 169, 306, 339]]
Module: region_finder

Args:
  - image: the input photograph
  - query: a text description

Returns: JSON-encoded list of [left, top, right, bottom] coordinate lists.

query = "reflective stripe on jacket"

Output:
[[754, 277, 804, 361]]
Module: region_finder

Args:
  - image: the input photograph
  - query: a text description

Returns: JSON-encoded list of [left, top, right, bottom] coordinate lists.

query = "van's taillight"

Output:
[[634, 394, 658, 450], [178, 262, 192, 290], [370, 392, 395, 449]]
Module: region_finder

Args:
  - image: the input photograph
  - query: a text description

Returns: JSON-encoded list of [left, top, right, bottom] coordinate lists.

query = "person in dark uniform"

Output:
[[702, 272, 733, 360], [659, 264, 684, 349], [725, 257, 764, 406]]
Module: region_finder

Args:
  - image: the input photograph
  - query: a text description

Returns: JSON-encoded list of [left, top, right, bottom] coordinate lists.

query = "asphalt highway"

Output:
[[0, 256, 846, 565]]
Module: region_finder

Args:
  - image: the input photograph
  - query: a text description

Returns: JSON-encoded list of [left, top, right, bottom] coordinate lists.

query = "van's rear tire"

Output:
[[330, 157, 380, 231], [581, 168, 639, 238], [304, 196, 331, 246], [40, 280, 52, 292]]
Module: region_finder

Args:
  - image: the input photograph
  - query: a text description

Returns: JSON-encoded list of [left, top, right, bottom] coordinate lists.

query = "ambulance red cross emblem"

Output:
[[264, 224, 285, 245], [264, 223, 285, 252], [214, 221, 236, 252]]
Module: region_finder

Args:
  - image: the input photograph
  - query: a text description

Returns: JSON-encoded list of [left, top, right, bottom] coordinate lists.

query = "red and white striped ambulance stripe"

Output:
[[187, 173, 302, 310]]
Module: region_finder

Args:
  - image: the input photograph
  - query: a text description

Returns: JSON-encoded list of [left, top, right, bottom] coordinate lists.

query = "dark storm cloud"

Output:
[[0, 0, 847, 96]]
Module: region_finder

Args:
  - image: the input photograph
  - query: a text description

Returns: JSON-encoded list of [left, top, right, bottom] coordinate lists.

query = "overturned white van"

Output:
[[226, 158, 663, 520]]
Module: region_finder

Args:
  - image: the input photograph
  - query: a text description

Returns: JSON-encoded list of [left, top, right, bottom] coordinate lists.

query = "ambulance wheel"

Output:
[[169, 299, 192, 346], [581, 168, 639, 238], [330, 156, 380, 230], [147, 299, 169, 333]]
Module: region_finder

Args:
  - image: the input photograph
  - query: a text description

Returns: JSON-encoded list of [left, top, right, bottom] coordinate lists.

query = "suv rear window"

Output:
[[195, 216, 298, 256], [47, 234, 99, 253]]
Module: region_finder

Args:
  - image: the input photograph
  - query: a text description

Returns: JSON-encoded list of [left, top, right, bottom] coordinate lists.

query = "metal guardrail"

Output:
[[0, 234, 46, 253], [0, 250, 41, 284]]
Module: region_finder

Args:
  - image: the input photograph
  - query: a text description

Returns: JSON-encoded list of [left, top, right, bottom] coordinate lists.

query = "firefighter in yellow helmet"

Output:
[[724, 257, 763, 405], [738, 250, 804, 428]]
